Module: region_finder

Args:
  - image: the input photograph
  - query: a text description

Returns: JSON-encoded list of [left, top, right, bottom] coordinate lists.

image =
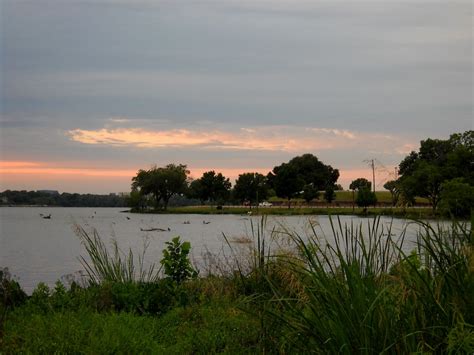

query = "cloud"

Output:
[[108, 117, 131, 123], [308, 128, 357, 139], [67, 125, 414, 157]]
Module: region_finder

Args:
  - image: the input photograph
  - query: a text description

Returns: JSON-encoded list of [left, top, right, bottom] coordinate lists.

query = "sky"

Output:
[[1, 0, 472, 193]]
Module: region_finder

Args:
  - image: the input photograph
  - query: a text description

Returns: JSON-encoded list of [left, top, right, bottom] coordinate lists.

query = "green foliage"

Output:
[[0, 269, 27, 311], [349, 177, 371, 191], [76, 226, 161, 284], [323, 185, 336, 203], [397, 130, 473, 210], [3, 216, 473, 353], [188, 170, 231, 204], [161, 237, 198, 284], [0, 268, 27, 339], [2, 301, 262, 354], [439, 178, 474, 218], [270, 153, 339, 207], [126, 190, 147, 211], [0, 190, 127, 207], [383, 179, 401, 206], [264, 217, 473, 354], [302, 184, 319, 203], [271, 163, 304, 207], [132, 164, 189, 210], [233, 172, 268, 206], [355, 186, 377, 207]]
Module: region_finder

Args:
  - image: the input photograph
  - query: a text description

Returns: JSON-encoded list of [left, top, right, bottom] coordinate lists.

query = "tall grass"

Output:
[[75, 225, 162, 284], [263, 217, 473, 353]]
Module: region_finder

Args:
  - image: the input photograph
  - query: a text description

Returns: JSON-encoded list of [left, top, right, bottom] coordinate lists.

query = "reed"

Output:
[[264, 217, 473, 353], [75, 225, 162, 284]]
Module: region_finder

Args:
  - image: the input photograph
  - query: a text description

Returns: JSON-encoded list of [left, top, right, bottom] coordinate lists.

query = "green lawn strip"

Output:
[[2, 302, 262, 354]]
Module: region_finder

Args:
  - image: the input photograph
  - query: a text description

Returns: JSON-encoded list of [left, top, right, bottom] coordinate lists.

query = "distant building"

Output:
[[117, 192, 130, 197]]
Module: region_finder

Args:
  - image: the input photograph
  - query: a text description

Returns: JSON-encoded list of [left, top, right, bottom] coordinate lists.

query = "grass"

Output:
[[1, 216, 473, 353], [263, 218, 474, 353], [2, 303, 261, 354], [75, 225, 162, 284], [268, 190, 430, 204]]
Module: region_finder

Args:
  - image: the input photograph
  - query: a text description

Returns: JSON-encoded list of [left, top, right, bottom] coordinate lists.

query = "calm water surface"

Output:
[[1, 207, 426, 293]]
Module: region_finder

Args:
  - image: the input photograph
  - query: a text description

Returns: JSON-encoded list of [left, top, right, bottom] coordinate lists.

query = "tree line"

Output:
[[130, 130, 473, 217], [0, 190, 127, 207], [130, 153, 340, 210]]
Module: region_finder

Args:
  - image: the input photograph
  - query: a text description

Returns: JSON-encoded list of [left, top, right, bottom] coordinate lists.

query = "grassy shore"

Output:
[[2, 216, 473, 353]]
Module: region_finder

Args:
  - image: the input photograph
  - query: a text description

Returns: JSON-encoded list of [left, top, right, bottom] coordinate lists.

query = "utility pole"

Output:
[[371, 159, 375, 193]]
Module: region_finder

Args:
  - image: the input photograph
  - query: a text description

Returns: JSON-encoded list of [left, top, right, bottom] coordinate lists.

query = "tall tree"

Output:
[[349, 178, 371, 191], [350, 178, 372, 209], [271, 154, 339, 208], [131, 164, 189, 210], [233, 172, 268, 207], [188, 171, 231, 205], [271, 163, 305, 208], [324, 186, 336, 204], [383, 180, 401, 207]]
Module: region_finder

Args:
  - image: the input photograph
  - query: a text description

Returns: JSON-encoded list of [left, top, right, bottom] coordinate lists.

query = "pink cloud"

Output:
[[67, 126, 415, 156]]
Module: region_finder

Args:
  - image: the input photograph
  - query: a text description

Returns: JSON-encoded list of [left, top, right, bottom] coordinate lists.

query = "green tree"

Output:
[[412, 162, 444, 210], [350, 178, 372, 209], [397, 131, 473, 211], [271, 154, 339, 208], [356, 187, 377, 207], [286, 154, 339, 189], [189, 171, 231, 205], [383, 180, 401, 207], [349, 178, 371, 191], [126, 190, 147, 211], [324, 186, 336, 204], [271, 163, 304, 208], [398, 176, 417, 207], [438, 179, 474, 218], [302, 184, 319, 203], [233, 172, 268, 207], [131, 164, 189, 210], [187, 179, 205, 204]]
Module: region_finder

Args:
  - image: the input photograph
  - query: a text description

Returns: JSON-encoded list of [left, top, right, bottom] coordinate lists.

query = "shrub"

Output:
[[356, 186, 377, 207], [0, 268, 27, 310], [1, 268, 27, 338], [161, 237, 198, 284]]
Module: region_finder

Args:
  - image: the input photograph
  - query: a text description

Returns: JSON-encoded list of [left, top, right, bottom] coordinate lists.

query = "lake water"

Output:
[[1, 207, 429, 293]]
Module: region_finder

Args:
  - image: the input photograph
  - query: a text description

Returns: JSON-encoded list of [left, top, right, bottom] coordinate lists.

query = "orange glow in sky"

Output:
[[0, 160, 386, 193]]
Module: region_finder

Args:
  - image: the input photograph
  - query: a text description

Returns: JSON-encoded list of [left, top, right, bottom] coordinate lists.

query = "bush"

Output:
[[161, 237, 198, 284], [0, 268, 27, 310], [356, 187, 377, 207]]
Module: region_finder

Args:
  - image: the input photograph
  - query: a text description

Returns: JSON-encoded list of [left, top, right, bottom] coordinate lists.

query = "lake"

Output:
[[1, 207, 428, 293]]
